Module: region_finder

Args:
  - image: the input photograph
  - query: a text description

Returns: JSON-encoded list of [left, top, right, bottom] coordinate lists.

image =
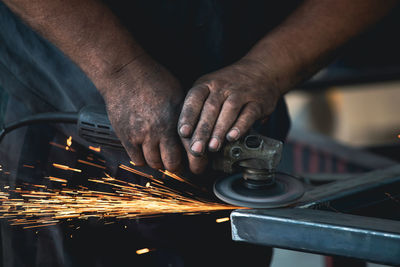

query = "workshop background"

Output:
[[273, 82, 400, 267]]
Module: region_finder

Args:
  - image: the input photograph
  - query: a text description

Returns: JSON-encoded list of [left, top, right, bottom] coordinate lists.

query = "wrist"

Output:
[[97, 54, 183, 107], [95, 52, 153, 99], [237, 55, 286, 99], [242, 33, 307, 95]]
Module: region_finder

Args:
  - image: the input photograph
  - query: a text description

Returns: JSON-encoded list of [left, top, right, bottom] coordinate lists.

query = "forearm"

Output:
[[3, 0, 146, 93], [244, 0, 397, 93]]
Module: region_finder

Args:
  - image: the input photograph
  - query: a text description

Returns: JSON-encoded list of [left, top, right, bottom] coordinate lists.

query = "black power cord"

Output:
[[0, 112, 79, 144]]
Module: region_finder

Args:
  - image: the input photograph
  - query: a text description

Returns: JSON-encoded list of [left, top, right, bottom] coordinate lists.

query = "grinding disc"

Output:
[[213, 173, 304, 208]]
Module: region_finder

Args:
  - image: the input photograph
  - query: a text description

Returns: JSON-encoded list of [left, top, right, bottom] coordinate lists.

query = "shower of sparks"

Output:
[[0, 171, 239, 229]]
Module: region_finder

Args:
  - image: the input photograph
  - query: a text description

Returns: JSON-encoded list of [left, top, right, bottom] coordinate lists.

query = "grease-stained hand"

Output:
[[101, 55, 184, 172], [178, 58, 282, 173]]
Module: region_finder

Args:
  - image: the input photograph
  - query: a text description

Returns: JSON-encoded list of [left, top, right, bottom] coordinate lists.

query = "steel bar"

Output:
[[231, 208, 400, 265]]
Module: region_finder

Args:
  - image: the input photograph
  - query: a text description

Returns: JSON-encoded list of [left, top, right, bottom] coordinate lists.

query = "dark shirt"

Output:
[[102, 0, 301, 141]]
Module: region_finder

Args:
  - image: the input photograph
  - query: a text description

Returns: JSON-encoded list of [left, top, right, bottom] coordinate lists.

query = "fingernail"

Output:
[[179, 124, 191, 136], [191, 141, 204, 154], [208, 137, 220, 151], [227, 128, 240, 141]]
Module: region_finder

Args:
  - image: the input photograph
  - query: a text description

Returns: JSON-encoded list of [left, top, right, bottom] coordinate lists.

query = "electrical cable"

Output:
[[0, 112, 79, 144]]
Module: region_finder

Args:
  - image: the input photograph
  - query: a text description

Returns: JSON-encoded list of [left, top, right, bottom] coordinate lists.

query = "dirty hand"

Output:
[[178, 58, 282, 173], [101, 55, 184, 172]]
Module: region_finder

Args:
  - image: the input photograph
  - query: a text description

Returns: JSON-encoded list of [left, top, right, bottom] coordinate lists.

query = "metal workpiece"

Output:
[[296, 164, 400, 208], [231, 208, 400, 266], [229, 165, 400, 265]]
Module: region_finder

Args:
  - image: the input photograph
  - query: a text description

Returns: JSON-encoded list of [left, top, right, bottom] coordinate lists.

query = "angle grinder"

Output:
[[76, 106, 305, 208], [0, 105, 305, 208], [212, 134, 304, 208]]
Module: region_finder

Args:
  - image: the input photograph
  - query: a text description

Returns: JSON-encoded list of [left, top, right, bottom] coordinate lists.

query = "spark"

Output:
[[119, 164, 156, 180], [159, 170, 204, 191], [49, 142, 76, 152], [216, 217, 230, 223], [130, 161, 136, 166], [52, 163, 82, 173], [159, 170, 188, 184], [89, 146, 101, 153], [77, 159, 106, 169], [46, 176, 68, 183], [66, 136, 72, 147], [23, 165, 35, 169], [136, 248, 152, 255]]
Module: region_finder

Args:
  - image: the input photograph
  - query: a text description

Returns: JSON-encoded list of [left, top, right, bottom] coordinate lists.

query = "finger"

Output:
[[181, 137, 208, 174], [208, 95, 243, 152], [142, 140, 163, 169], [227, 102, 262, 141], [124, 142, 145, 166], [189, 93, 223, 156], [178, 84, 209, 138], [159, 137, 182, 172]]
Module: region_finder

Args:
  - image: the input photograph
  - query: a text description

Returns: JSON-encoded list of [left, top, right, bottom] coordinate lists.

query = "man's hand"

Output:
[[177, 0, 397, 174], [102, 55, 184, 171], [178, 59, 281, 173], [2, 0, 186, 171]]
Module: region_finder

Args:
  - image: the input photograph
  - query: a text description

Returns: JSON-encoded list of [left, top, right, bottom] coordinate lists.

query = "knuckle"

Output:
[[247, 103, 262, 117], [225, 97, 240, 108], [163, 153, 180, 167], [188, 84, 209, 98], [196, 123, 212, 139], [179, 106, 195, 123], [204, 102, 219, 114], [236, 117, 251, 128]]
